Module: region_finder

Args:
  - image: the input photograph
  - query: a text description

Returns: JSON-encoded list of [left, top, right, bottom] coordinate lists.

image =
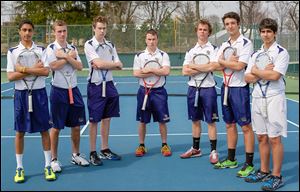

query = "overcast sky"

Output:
[[199, 1, 239, 18]]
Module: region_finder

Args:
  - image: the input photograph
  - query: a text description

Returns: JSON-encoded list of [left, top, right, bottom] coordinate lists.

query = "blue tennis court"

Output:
[[1, 75, 299, 191]]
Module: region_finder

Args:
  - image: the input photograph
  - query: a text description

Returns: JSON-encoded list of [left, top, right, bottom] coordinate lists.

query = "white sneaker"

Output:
[[209, 150, 219, 164], [51, 159, 62, 173], [180, 147, 202, 159], [71, 153, 90, 167]]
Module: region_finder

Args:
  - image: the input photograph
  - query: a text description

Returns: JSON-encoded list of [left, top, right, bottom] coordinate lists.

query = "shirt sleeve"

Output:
[[6, 50, 15, 72], [238, 41, 253, 64], [84, 41, 98, 66], [216, 43, 226, 60], [45, 46, 57, 67], [273, 50, 289, 76], [162, 52, 170, 67], [133, 54, 141, 70], [183, 51, 192, 66], [74, 46, 82, 62], [112, 46, 120, 63], [245, 53, 255, 74], [41, 48, 49, 68], [210, 47, 219, 62]]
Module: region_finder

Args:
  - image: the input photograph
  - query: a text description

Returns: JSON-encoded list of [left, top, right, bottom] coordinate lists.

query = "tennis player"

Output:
[[7, 19, 56, 182], [180, 19, 220, 164], [84, 16, 123, 165], [213, 12, 255, 178], [244, 18, 289, 191], [133, 29, 172, 157], [46, 20, 89, 173]]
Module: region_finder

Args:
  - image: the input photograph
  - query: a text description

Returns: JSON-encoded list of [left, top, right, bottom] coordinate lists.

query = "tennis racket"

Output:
[[95, 43, 114, 97], [17, 50, 41, 112], [59, 70, 76, 104], [141, 60, 162, 111], [100, 69, 108, 97], [255, 52, 272, 118], [222, 46, 236, 106], [57, 48, 76, 104], [192, 53, 210, 107]]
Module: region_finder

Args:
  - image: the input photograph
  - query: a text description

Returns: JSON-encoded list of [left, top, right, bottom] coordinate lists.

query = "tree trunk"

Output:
[[196, 1, 200, 20]]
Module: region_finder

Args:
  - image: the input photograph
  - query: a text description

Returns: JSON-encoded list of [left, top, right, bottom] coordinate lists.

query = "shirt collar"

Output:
[[18, 41, 37, 51], [260, 41, 278, 52], [92, 36, 109, 47], [145, 47, 159, 55], [195, 41, 211, 49], [53, 40, 72, 50], [227, 34, 244, 46]]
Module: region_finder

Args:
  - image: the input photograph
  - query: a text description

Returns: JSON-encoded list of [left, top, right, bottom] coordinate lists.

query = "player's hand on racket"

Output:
[[184, 65, 199, 75], [219, 53, 238, 65], [251, 63, 274, 74], [32, 59, 43, 68], [141, 67, 153, 74], [67, 50, 77, 59], [55, 49, 68, 59], [253, 63, 274, 72], [15, 63, 26, 73], [114, 61, 123, 70], [91, 61, 98, 69], [15, 59, 42, 73]]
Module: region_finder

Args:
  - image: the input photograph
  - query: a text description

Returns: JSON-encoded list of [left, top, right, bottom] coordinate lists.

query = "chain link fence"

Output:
[[1, 23, 299, 75]]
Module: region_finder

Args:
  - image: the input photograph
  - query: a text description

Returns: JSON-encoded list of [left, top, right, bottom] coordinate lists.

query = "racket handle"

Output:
[[141, 94, 148, 111], [194, 90, 199, 107], [102, 81, 106, 97], [223, 86, 229, 106], [28, 94, 33, 112], [68, 87, 74, 104], [262, 98, 268, 118]]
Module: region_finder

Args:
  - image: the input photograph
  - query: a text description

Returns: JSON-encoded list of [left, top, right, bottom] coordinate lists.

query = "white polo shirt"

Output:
[[6, 42, 48, 90], [183, 42, 218, 87], [133, 48, 170, 88], [245, 41, 289, 98], [84, 37, 120, 85], [217, 34, 253, 87], [46, 41, 80, 88]]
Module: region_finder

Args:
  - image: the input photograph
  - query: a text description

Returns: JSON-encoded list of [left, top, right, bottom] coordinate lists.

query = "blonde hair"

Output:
[[52, 20, 67, 31]]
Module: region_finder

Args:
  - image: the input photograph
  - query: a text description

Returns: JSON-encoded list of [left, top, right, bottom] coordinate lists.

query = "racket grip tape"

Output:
[[262, 98, 268, 118], [28, 95, 33, 112], [102, 81, 106, 97], [223, 86, 229, 106], [68, 88, 74, 104], [141, 94, 148, 111], [194, 90, 199, 107]]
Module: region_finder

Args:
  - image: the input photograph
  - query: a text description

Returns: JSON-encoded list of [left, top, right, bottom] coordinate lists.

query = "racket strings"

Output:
[[143, 61, 161, 86]]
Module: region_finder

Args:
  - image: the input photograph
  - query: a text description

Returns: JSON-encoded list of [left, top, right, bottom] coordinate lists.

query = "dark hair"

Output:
[[195, 19, 213, 36], [18, 19, 34, 30], [259, 18, 278, 33], [92, 15, 108, 28], [222, 12, 240, 25], [146, 29, 158, 38]]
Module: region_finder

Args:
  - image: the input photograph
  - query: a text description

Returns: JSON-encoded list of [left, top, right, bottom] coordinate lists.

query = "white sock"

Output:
[[44, 150, 51, 167], [16, 154, 23, 169], [73, 153, 79, 157]]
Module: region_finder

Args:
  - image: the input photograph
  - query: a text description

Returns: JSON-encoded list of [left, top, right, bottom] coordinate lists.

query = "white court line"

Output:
[[1, 81, 10, 85], [288, 120, 299, 127], [1, 76, 51, 93], [1, 130, 299, 139], [80, 120, 89, 135], [1, 87, 14, 93]]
